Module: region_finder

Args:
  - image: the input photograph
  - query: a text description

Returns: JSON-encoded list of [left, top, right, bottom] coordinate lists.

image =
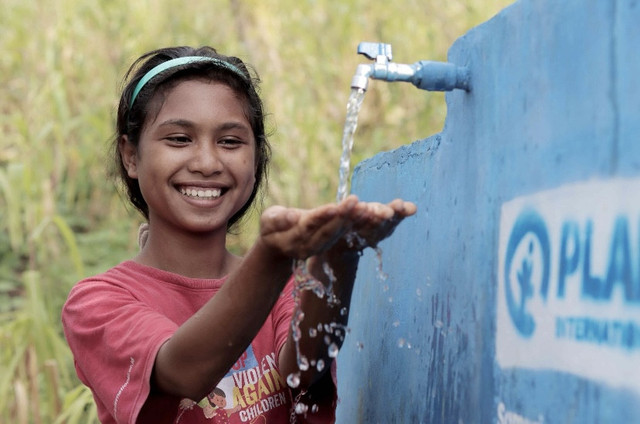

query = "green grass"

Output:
[[0, 0, 512, 421]]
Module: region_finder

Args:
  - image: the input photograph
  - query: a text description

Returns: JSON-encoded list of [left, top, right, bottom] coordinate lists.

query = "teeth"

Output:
[[180, 187, 222, 199]]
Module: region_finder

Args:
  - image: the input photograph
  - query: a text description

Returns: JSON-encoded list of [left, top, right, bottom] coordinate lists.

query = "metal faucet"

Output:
[[351, 42, 470, 92]]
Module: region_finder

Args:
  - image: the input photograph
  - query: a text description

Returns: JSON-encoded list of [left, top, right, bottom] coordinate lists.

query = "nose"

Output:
[[188, 141, 223, 175]]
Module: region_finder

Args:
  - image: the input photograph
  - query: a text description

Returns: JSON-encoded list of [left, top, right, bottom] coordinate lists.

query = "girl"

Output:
[[62, 45, 416, 424]]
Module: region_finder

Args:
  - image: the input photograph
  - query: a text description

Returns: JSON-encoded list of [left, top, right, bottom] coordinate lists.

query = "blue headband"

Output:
[[129, 56, 247, 107]]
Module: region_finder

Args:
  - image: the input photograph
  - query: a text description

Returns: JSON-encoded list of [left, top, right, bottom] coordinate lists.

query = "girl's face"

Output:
[[122, 79, 256, 235]]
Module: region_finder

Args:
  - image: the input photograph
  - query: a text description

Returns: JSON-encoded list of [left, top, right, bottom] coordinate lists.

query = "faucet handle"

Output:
[[357, 42, 393, 62]]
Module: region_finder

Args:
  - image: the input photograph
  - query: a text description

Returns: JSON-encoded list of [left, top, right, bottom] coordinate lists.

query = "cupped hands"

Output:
[[259, 195, 417, 260]]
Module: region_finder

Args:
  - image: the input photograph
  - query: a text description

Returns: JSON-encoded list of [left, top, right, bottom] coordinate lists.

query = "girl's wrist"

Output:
[[253, 235, 295, 266]]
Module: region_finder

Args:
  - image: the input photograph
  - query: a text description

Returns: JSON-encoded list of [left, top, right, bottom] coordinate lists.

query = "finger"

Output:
[[335, 195, 359, 217], [260, 206, 300, 235], [361, 202, 395, 222], [389, 199, 417, 217], [298, 204, 341, 233], [307, 218, 349, 248]]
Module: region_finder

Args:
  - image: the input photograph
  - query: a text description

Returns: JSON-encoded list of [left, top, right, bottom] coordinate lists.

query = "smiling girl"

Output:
[[62, 46, 416, 424]]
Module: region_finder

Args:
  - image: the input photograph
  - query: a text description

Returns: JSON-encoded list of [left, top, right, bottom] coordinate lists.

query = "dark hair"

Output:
[[210, 387, 226, 398], [113, 46, 270, 230]]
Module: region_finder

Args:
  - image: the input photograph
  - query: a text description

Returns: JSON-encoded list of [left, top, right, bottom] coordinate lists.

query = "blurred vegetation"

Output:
[[0, 0, 512, 421]]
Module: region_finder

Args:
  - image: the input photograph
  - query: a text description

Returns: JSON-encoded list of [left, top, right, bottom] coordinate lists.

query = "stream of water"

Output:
[[288, 87, 382, 421], [336, 88, 367, 202]]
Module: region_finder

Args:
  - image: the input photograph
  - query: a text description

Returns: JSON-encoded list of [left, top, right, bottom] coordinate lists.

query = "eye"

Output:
[[165, 135, 192, 145], [219, 138, 244, 148]]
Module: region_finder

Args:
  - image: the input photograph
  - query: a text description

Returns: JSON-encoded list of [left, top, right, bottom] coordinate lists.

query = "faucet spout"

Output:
[[351, 42, 471, 92], [351, 63, 373, 91]]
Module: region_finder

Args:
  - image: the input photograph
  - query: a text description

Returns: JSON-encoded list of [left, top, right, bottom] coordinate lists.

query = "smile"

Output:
[[180, 187, 222, 199]]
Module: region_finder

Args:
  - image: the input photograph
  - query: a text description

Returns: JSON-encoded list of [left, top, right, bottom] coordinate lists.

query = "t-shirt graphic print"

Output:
[[176, 345, 290, 423]]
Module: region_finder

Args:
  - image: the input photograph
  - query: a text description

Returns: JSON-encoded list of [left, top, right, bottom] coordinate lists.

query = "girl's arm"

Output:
[[153, 195, 397, 401], [152, 235, 294, 400]]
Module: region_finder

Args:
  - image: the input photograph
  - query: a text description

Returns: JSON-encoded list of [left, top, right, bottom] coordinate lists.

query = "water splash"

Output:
[[291, 259, 331, 372], [285, 85, 403, 418], [295, 403, 308, 414], [321, 261, 339, 306], [284, 86, 367, 419], [293, 260, 326, 298], [374, 246, 389, 281]]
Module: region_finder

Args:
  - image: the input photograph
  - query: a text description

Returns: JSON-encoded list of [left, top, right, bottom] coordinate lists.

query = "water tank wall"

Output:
[[336, 0, 640, 422]]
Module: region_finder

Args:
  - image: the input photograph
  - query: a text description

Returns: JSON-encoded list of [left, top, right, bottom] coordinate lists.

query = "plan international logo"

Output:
[[496, 178, 640, 393], [503, 208, 550, 338]]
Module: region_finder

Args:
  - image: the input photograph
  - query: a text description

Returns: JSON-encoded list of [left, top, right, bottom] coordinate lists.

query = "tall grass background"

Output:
[[0, 0, 511, 422]]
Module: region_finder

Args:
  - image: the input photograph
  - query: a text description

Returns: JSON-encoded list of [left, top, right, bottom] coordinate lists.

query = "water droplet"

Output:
[[287, 372, 300, 388], [326, 293, 339, 306], [311, 404, 319, 413], [397, 338, 405, 348], [298, 355, 309, 371], [317, 323, 324, 332], [356, 341, 364, 351], [383, 284, 390, 292], [316, 359, 325, 371], [295, 402, 308, 414], [434, 320, 444, 329], [416, 288, 422, 297], [308, 328, 317, 338], [312, 285, 325, 298], [322, 262, 337, 285], [340, 307, 348, 316], [328, 343, 339, 358], [388, 296, 393, 303], [324, 335, 332, 345], [324, 323, 333, 333], [375, 247, 388, 280], [393, 320, 400, 327]]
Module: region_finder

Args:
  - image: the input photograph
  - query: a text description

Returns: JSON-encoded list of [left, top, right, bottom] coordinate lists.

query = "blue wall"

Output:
[[336, 0, 640, 423]]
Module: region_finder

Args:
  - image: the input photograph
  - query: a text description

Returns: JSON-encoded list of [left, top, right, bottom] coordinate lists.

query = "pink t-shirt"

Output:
[[62, 260, 312, 424]]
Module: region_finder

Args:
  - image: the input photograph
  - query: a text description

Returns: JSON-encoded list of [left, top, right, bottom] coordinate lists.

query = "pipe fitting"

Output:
[[351, 42, 471, 92]]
